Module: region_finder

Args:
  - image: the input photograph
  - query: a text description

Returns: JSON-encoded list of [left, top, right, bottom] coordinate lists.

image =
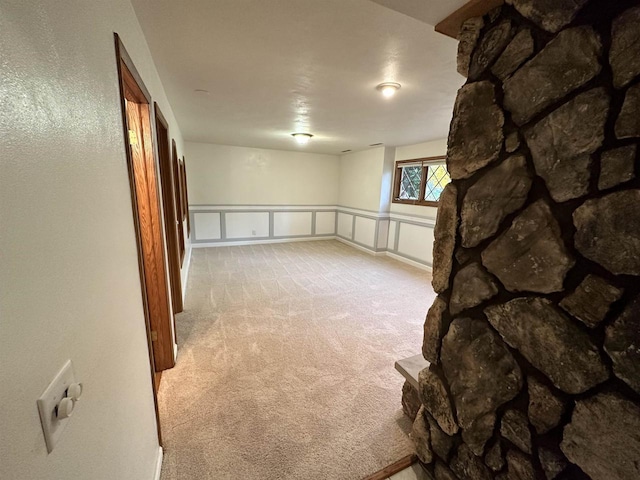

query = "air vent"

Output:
[[369, 143, 383, 147]]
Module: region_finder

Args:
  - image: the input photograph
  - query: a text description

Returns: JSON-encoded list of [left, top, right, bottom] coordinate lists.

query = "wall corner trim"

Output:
[[153, 446, 163, 480]]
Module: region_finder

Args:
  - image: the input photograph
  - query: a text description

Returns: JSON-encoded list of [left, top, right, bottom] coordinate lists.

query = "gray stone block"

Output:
[[457, 17, 485, 78], [460, 154, 532, 248], [462, 412, 495, 457], [504, 26, 602, 126], [610, 6, 640, 89], [447, 81, 504, 180], [485, 440, 504, 472], [412, 406, 434, 464], [451, 444, 493, 480], [485, 297, 609, 394], [449, 263, 498, 315], [559, 274, 623, 328], [441, 318, 522, 429], [527, 376, 566, 434], [598, 144, 637, 190], [605, 295, 640, 395], [481, 200, 574, 294], [418, 367, 459, 436], [561, 392, 640, 480], [432, 184, 458, 293], [500, 409, 532, 454], [573, 190, 640, 275], [491, 29, 534, 81], [469, 20, 514, 80], [525, 87, 609, 202], [506, 0, 589, 33], [616, 83, 640, 139], [423, 296, 448, 364]]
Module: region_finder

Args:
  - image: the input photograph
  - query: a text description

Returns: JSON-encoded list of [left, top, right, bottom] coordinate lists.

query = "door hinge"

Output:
[[128, 129, 138, 146], [150, 330, 158, 341]]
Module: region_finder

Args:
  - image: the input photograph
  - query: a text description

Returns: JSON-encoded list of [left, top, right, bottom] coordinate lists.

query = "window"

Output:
[[392, 156, 450, 206]]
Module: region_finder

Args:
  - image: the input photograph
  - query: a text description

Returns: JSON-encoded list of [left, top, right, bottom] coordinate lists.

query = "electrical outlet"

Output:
[[37, 360, 82, 453], [252, 230, 256, 236]]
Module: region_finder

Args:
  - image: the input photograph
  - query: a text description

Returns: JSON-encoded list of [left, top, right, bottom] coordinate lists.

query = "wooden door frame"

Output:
[[172, 140, 186, 263], [114, 32, 175, 444], [181, 156, 191, 237], [154, 104, 183, 313]]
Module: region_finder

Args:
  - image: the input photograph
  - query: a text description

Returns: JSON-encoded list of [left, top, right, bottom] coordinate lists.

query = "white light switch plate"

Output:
[[37, 360, 77, 453]]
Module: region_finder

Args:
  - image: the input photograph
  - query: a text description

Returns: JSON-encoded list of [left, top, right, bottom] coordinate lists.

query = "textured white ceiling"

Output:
[[131, 0, 464, 154]]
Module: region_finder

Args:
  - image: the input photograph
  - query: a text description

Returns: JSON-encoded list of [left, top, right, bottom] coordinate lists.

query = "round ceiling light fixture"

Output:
[[376, 82, 401, 98], [291, 133, 313, 145]]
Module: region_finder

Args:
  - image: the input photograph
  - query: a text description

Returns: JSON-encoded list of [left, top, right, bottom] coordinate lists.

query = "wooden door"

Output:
[[155, 105, 183, 313], [172, 141, 185, 262], [115, 34, 176, 377]]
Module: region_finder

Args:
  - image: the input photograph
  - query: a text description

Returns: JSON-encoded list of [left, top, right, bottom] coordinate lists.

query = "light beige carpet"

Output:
[[159, 240, 435, 480]]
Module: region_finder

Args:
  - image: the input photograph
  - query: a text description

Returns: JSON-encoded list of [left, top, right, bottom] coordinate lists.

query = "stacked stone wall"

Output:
[[411, 1, 640, 479]]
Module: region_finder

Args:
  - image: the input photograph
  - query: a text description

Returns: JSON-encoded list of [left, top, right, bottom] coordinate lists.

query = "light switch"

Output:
[[37, 360, 82, 453]]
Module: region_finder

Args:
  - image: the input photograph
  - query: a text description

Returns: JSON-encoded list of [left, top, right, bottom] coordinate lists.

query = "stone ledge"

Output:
[[395, 354, 430, 390]]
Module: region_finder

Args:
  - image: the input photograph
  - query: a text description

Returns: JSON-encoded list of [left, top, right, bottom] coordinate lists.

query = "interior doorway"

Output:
[[172, 140, 185, 262], [114, 33, 177, 442], [155, 104, 183, 314]]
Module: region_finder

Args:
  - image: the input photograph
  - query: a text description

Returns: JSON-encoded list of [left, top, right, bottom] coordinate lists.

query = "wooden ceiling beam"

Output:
[[435, 0, 505, 39]]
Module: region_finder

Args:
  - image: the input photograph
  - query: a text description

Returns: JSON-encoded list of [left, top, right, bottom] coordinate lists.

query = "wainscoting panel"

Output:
[[376, 219, 389, 250], [354, 216, 377, 248], [194, 212, 221, 240], [396, 222, 434, 264], [337, 212, 354, 239], [225, 212, 269, 239], [315, 211, 336, 235], [388, 220, 398, 251], [190, 205, 336, 245], [189, 205, 435, 270], [273, 211, 313, 237]]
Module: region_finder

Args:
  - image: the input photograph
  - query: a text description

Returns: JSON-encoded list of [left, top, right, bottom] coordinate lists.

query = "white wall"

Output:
[[338, 147, 386, 211], [387, 139, 447, 266], [379, 147, 397, 213], [185, 142, 340, 206], [391, 138, 447, 218], [186, 137, 447, 268], [0, 1, 187, 479]]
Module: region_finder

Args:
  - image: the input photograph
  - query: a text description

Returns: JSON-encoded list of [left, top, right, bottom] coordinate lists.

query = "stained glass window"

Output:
[[398, 165, 422, 200], [393, 157, 450, 205], [424, 164, 451, 202]]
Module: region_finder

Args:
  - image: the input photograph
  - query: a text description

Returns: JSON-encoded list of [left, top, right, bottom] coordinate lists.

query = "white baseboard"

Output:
[[181, 243, 192, 297], [385, 251, 432, 271], [192, 236, 336, 248], [335, 237, 386, 256], [153, 446, 163, 480]]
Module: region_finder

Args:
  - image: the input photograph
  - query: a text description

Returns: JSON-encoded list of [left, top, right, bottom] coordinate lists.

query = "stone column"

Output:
[[412, 1, 640, 479]]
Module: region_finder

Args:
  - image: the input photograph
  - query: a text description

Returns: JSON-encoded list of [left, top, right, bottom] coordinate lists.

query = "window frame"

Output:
[[392, 155, 448, 207]]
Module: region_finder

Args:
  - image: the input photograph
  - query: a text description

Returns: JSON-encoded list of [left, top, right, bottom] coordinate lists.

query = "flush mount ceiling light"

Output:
[[376, 82, 401, 98], [291, 133, 313, 145]]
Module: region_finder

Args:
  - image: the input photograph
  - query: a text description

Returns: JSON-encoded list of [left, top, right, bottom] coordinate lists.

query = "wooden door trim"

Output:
[[181, 157, 191, 237], [154, 103, 183, 313], [120, 64, 174, 373], [435, 0, 504, 38], [114, 32, 176, 445], [172, 140, 186, 263]]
